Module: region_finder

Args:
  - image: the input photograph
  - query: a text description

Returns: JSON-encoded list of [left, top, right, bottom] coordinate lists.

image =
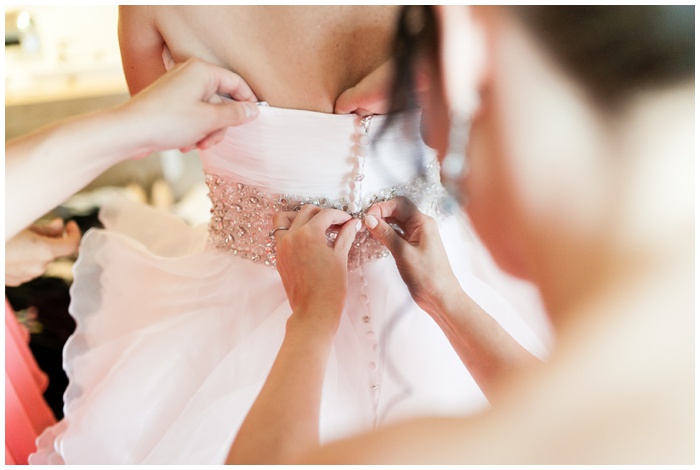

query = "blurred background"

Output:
[[5, 5, 211, 418]]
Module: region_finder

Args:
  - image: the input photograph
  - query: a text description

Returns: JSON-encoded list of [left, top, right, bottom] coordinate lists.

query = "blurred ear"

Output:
[[433, 5, 486, 116]]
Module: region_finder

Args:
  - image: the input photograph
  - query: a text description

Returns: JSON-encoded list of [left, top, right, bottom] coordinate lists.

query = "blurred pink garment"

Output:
[[5, 299, 55, 464]]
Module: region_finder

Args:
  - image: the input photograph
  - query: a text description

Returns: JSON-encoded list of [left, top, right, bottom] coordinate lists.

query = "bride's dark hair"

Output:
[[390, 5, 694, 112]]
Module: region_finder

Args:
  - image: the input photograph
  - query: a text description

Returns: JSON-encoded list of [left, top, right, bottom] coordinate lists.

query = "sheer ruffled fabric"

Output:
[[30, 107, 550, 464]]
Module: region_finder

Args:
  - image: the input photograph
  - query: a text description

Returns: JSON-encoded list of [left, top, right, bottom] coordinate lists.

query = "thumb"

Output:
[[47, 220, 81, 258], [214, 101, 259, 128], [199, 102, 259, 149], [196, 128, 228, 150], [334, 218, 362, 258], [364, 214, 405, 257]]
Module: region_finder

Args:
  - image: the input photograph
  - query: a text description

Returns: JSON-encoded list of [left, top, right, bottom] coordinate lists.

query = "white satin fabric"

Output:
[[203, 106, 430, 196], [30, 106, 550, 464]]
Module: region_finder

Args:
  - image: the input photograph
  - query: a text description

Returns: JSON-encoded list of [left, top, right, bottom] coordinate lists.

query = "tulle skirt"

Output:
[[30, 195, 549, 464]]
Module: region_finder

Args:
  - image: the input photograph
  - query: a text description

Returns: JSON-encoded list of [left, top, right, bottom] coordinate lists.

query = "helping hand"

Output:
[[364, 197, 462, 317], [5, 218, 81, 287], [120, 58, 260, 158], [273, 206, 361, 331]]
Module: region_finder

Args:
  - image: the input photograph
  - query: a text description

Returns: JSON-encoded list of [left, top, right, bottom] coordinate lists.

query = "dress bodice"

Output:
[[199, 105, 447, 268], [200, 106, 436, 196]]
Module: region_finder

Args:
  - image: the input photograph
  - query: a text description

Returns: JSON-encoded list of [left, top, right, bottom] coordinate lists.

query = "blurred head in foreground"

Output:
[[396, 5, 694, 317], [385, 6, 693, 462]]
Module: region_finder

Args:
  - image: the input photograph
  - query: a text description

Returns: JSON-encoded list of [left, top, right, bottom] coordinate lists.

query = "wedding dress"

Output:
[[30, 106, 550, 464]]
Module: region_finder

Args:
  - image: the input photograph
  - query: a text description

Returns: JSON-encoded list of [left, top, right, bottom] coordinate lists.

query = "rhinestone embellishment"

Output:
[[205, 160, 446, 270]]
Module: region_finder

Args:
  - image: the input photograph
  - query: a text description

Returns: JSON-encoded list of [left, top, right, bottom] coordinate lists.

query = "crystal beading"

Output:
[[205, 160, 447, 270]]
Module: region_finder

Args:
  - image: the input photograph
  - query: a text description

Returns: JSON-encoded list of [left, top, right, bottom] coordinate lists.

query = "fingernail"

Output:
[[244, 103, 259, 119], [355, 220, 362, 231], [365, 214, 378, 229]]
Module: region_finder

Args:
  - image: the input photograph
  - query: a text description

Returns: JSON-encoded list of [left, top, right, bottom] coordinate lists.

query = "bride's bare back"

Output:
[[119, 6, 399, 113]]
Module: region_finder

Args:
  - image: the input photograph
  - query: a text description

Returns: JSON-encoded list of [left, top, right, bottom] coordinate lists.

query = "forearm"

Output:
[[5, 106, 147, 240], [226, 309, 338, 464], [428, 284, 538, 400]]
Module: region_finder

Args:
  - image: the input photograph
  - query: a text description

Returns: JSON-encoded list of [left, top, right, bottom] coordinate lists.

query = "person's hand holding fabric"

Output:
[[365, 197, 536, 398], [121, 58, 260, 156], [273, 205, 360, 328], [364, 197, 461, 315], [6, 58, 260, 240], [228, 207, 360, 464]]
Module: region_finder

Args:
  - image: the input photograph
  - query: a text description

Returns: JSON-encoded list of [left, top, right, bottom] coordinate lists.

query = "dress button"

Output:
[[362, 315, 371, 323]]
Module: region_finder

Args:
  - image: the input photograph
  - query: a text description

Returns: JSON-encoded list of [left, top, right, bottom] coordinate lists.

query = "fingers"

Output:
[[364, 198, 423, 255], [210, 65, 259, 103], [47, 220, 81, 258], [271, 211, 296, 244], [272, 211, 296, 231], [213, 100, 259, 128], [273, 207, 355, 254], [363, 211, 406, 255], [64, 219, 81, 240], [365, 197, 420, 225], [29, 218, 64, 237], [197, 128, 228, 151], [194, 101, 258, 151], [306, 208, 353, 232], [291, 204, 322, 226], [286, 205, 350, 230], [334, 218, 361, 256]]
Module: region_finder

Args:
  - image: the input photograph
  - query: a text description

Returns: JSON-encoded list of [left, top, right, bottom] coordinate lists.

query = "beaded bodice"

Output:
[[199, 106, 448, 269]]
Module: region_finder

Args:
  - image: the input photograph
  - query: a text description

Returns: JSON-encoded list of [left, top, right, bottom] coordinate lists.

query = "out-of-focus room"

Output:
[[5, 5, 210, 421]]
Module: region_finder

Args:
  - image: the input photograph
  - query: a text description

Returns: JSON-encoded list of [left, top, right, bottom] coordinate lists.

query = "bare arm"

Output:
[[421, 277, 537, 399], [365, 198, 538, 399], [118, 5, 168, 95], [227, 311, 339, 464], [227, 207, 360, 464], [5, 59, 259, 240], [5, 106, 147, 240]]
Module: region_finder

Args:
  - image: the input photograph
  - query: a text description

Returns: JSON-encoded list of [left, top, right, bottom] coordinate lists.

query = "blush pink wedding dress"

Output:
[[30, 106, 550, 464]]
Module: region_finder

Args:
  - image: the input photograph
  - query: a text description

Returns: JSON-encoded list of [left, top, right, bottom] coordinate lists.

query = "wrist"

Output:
[[287, 299, 344, 337], [425, 277, 467, 322], [108, 102, 159, 160]]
